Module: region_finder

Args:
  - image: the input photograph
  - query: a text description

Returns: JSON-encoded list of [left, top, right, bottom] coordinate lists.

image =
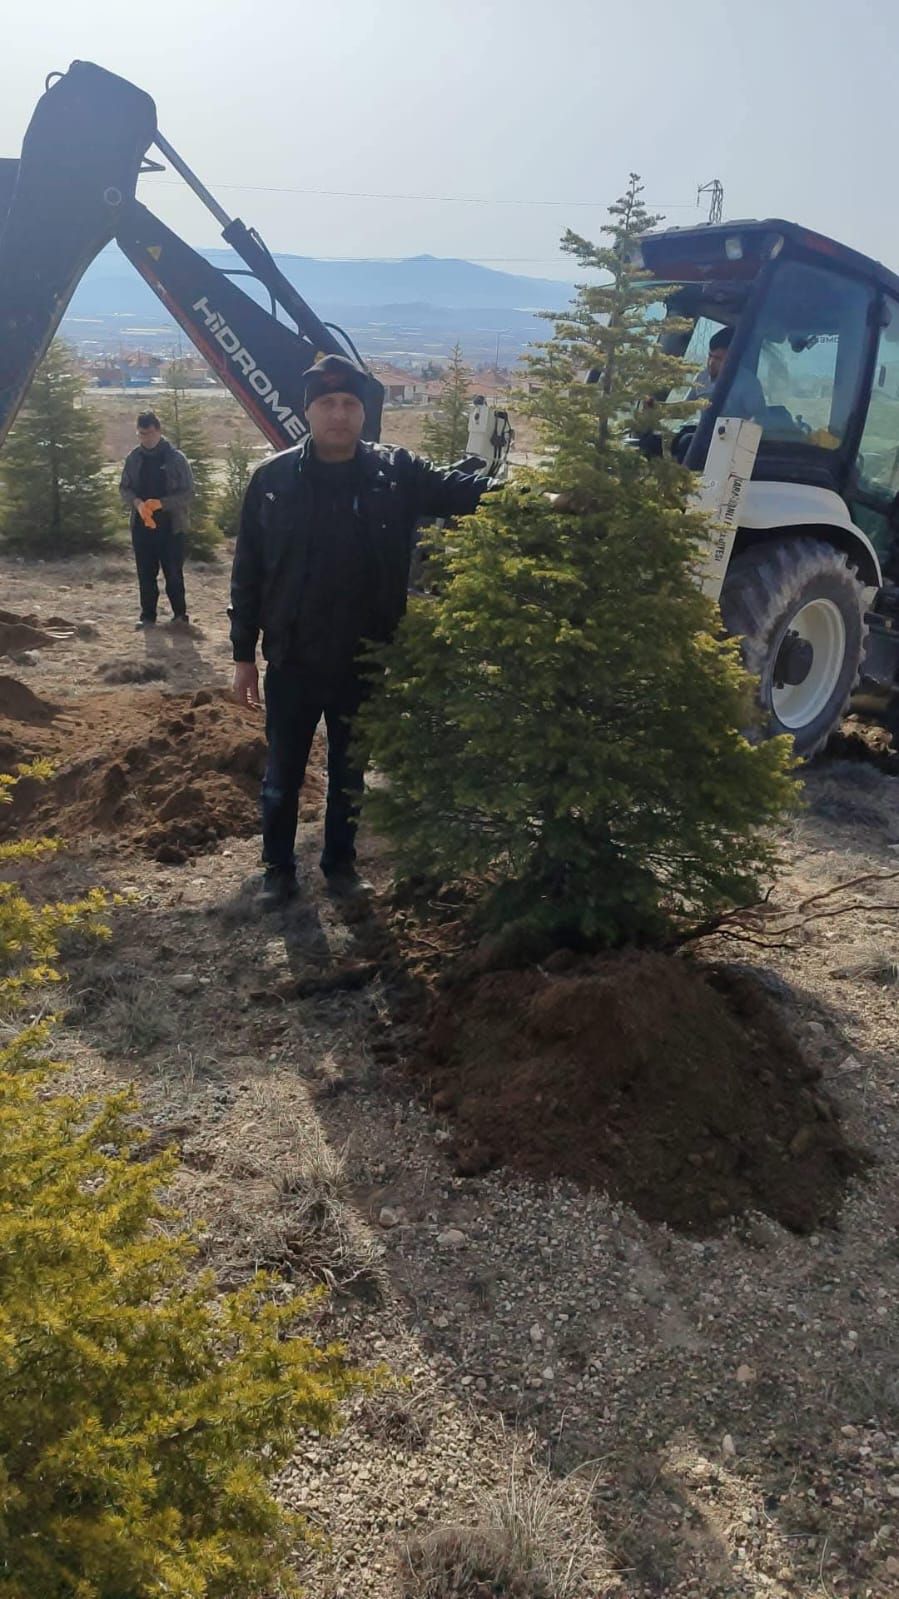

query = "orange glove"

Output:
[[138, 497, 162, 529]]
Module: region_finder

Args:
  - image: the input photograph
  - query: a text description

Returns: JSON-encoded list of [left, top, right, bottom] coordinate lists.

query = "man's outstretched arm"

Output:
[[405, 451, 493, 521]]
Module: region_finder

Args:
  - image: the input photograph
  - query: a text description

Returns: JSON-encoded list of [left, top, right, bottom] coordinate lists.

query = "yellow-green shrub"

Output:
[[0, 772, 360, 1597], [0, 761, 109, 1010]]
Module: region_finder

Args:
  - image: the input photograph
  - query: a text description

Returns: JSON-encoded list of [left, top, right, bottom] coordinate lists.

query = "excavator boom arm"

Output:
[[118, 202, 337, 449], [0, 60, 383, 450]]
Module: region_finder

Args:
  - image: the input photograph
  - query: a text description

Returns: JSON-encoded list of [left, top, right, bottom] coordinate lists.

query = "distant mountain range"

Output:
[[62, 247, 576, 365]]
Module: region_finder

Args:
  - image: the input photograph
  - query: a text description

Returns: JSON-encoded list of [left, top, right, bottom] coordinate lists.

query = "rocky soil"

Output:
[[5, 549, 899, 1597]]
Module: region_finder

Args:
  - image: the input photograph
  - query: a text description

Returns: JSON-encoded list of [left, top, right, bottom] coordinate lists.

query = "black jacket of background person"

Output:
[[229, 437, 487, 667], [119, 438, 194, 534]]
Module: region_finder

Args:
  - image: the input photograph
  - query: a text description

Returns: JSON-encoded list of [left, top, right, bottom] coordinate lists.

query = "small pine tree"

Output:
[[0, 341, 115, 555], [358, 176, 797, 946], [421, 343, 472, 465], [216, 430, 254, 539], [157, 359, 221, 560], [0, 768, 362, 1598]]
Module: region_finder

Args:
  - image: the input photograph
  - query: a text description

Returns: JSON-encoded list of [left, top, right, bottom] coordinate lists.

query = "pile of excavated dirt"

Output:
[[423, 952, 867, 1234], [0, 675, 59, 770], [0, 686, 324, 863], [0, 674, 58, 724], [0, 607, 77, 657], [0, 619, 56, 655]]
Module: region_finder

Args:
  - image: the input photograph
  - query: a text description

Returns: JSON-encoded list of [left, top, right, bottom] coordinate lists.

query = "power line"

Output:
[[261, 254, 583, 266], [152, 176, 700, 211]]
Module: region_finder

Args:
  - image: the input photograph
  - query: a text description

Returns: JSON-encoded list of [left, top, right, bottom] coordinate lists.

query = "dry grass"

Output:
[[401, 1526, 546, 1598], [357, 1379, 440, 1453], [87, 558, 133, 581], [97, 661, 169, 685], [831, 943, 899, 986], [274, 1124, 387, 1296], [803, 763, 898, 833], [186, 1116, 388, 1300], [65, 957, 176, 1054], [401, 1437, 601, 1599]]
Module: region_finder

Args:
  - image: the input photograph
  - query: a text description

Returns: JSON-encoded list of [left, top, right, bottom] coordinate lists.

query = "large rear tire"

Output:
[[719, 537, 868, 758]]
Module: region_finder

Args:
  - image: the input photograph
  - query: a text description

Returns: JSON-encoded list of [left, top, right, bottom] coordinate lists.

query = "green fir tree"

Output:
[[0, 341, 115, 555], [216, 429, 254, 539], [158, 359, 221, 559], [421, 343, 472, 465], [358, 175, 797, 946]]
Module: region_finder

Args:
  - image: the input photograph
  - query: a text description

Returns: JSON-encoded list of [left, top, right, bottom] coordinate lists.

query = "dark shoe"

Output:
[[135, 616, 157, 629], [169, 613, 190, 627], [323, 863, 372, 899], [259, 868, 299, 910]]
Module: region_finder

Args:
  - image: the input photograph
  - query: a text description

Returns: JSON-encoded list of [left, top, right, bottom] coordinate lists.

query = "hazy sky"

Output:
[[2, 0, 893, 282]]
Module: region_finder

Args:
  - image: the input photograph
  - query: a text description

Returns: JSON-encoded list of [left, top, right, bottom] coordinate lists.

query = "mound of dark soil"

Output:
[[0, 607, 76, 628], [0, 675, 59, 771], [0, 620, 56, 655], [2, 687, 324, 863], [0, 608, 76, 656], [424, 952, 867, 1234], [0, 675, 58, 724]]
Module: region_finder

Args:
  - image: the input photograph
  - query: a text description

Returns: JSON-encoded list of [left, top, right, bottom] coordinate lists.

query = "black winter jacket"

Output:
[[229, 438, 487, 666], [119, 439, 194, 534]]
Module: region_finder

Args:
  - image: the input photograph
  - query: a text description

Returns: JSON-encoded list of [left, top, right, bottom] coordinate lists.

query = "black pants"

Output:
[[262, 664, 366, 875], [132, 521, 187, 620]]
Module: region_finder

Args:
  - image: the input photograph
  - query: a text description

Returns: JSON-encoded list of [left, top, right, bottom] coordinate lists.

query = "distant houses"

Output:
[[369, 360, 515, 408], [87, 350, 165, 388], [369, 363, 420, 404], [369, 363, 446, 406], [84, 350, 219, 389], [79, 348, 521, 408], [465, 367, 514, 403]]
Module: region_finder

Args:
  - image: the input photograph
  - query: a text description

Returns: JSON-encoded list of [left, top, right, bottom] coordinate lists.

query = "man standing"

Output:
[[119, 410, 194, 628], [230, 353, 488, 907]]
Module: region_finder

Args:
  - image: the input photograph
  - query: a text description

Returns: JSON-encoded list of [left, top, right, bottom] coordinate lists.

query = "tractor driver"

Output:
[[687, 325, 766, 421]]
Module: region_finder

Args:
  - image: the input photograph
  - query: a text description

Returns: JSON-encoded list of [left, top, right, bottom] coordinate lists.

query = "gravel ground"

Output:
[[5, 553, 899, 1597]]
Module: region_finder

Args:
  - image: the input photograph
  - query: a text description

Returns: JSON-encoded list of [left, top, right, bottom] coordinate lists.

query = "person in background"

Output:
[[230, 353, 490, 908], [119, 410, 194, 628]]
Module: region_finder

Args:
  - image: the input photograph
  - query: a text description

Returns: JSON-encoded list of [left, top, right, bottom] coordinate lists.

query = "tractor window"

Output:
[[851, 296, 899, 559], [666, 316, 722, 404], [856, 298, 899, 504], [749, 262, 872, 449]]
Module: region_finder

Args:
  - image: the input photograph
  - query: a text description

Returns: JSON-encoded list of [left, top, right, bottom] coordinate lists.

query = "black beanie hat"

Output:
[[302, 353, 368, 410]]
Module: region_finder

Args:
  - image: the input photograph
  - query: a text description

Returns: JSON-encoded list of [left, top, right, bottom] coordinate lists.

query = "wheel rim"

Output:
[[771, 598, 846, 730]]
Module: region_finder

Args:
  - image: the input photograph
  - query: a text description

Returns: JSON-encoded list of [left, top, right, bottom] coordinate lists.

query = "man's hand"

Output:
[[136, 498, 159, 530], [233, 661, 261, 709]]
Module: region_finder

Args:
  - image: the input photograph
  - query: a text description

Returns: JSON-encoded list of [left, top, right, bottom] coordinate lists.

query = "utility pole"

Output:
[[697, 179, 724, 225]]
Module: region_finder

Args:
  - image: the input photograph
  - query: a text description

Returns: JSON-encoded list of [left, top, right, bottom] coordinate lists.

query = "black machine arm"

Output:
[[0, 60, 383, 451], [115, 200, 375, 448]]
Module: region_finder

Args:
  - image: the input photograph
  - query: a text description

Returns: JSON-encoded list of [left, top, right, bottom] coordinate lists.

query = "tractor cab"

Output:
[[637, 220, 899, 573], [632, 220, 899, 755]]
